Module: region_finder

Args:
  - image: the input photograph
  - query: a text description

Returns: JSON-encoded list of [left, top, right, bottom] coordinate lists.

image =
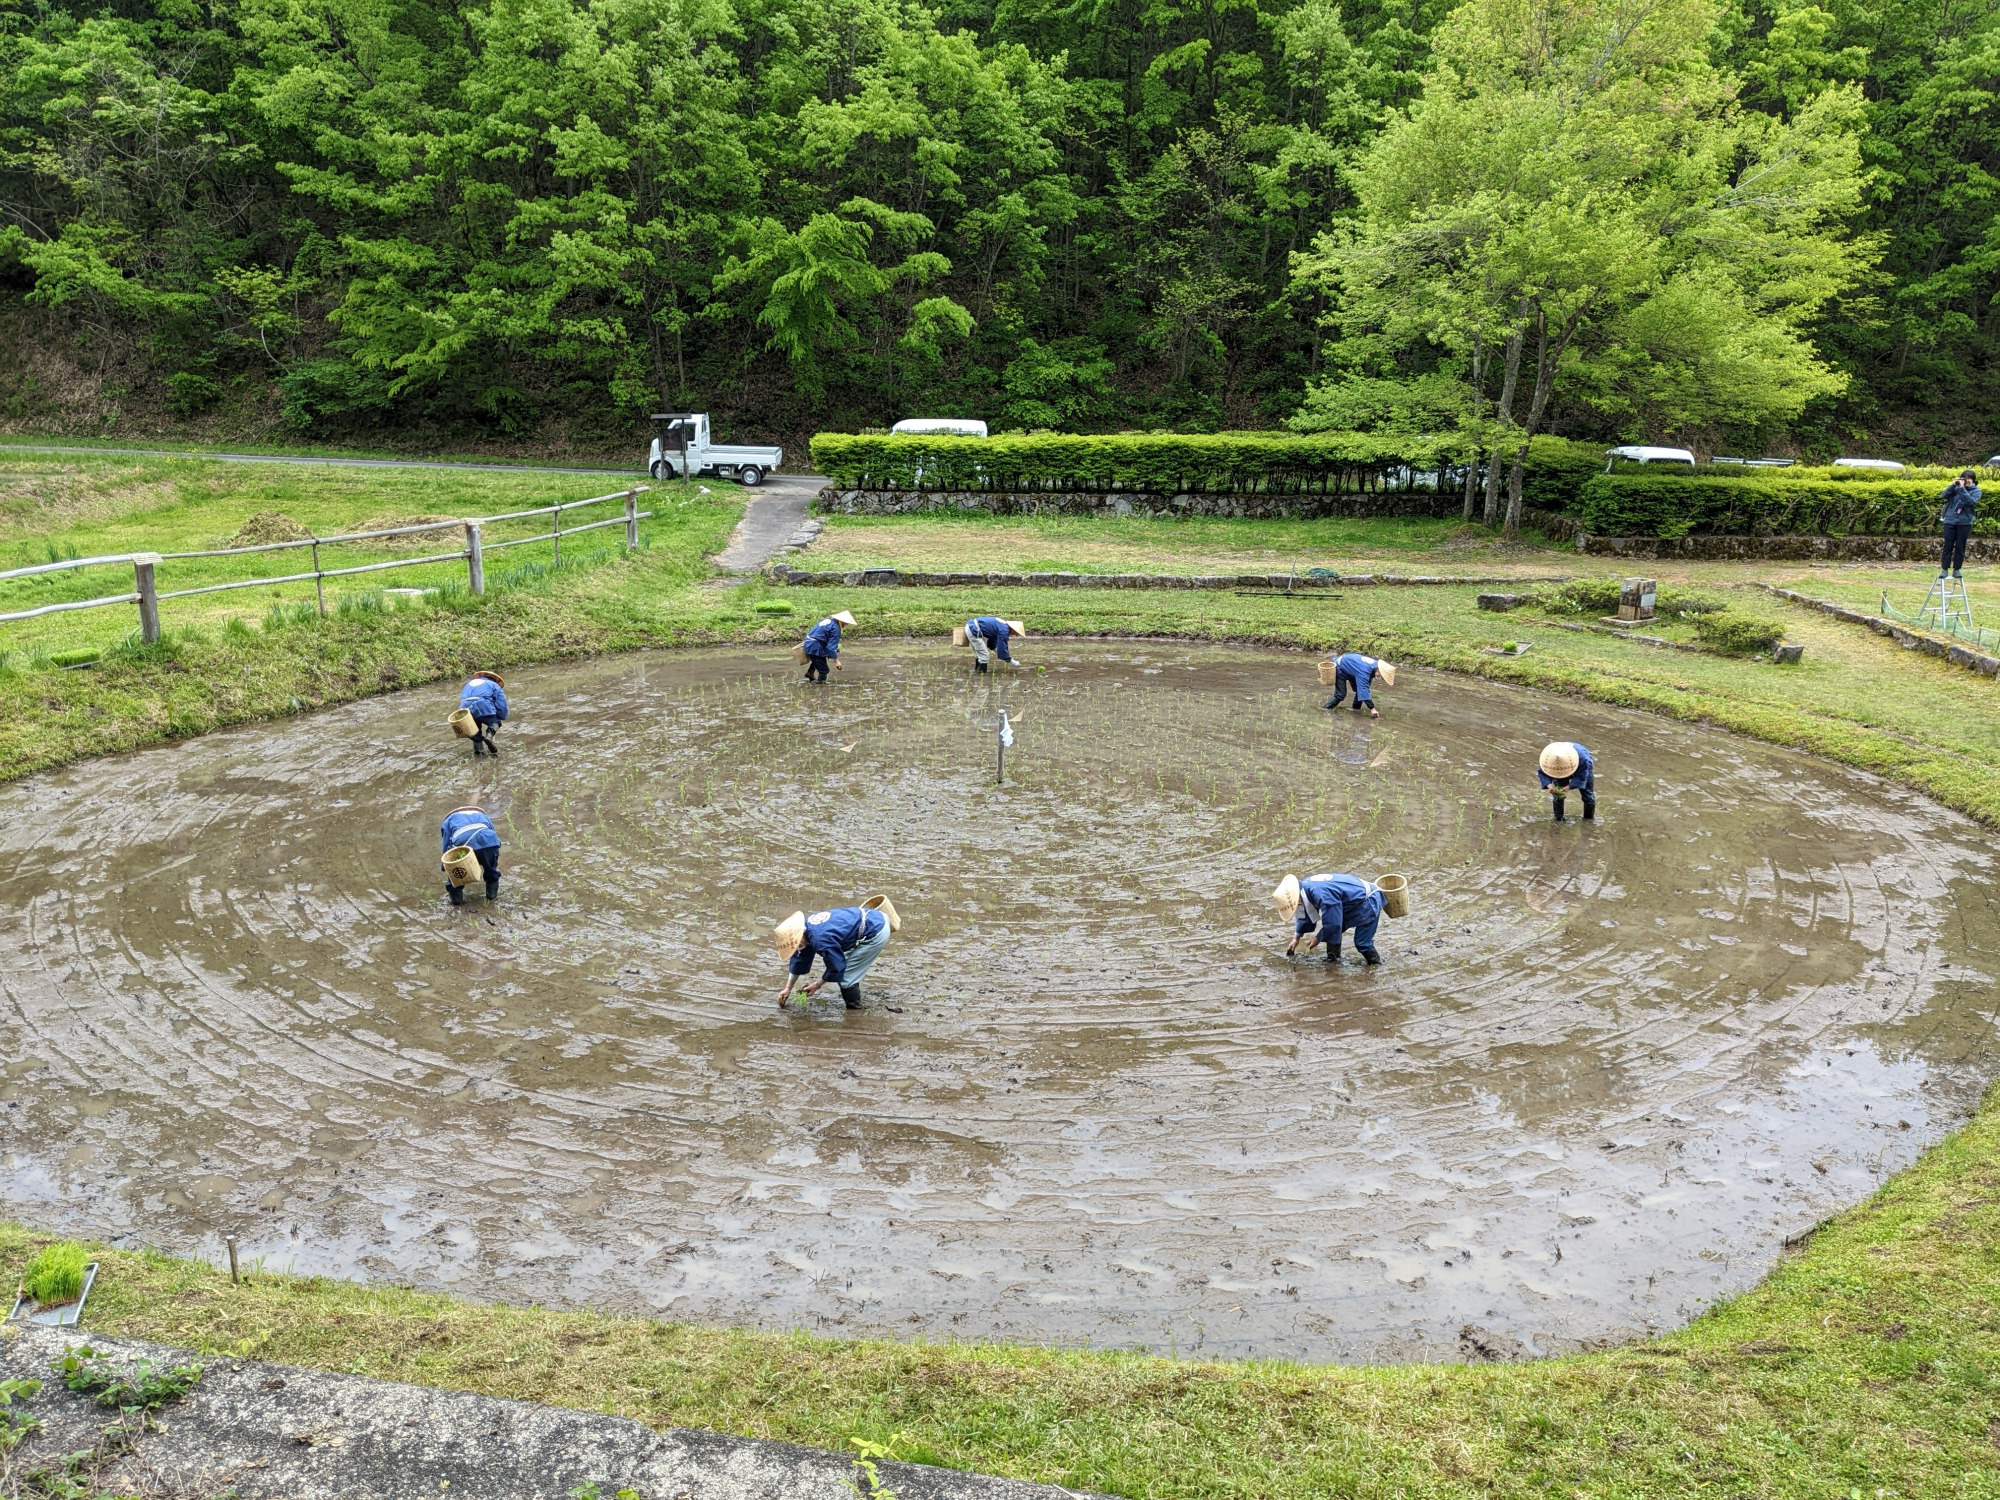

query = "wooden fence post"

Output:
[[552, 503, 562, 565], [134, 553, 161, 644], [311, 539, 325, 617], [625, 489, 638, 549], [465, 522, 484, 596]]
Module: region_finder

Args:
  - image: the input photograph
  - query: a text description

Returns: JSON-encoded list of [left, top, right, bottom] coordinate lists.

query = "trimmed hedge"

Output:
[[1575, 475, 1967, 538], [1521, 436, 1606, 514], [809, 430, 1452, 495]]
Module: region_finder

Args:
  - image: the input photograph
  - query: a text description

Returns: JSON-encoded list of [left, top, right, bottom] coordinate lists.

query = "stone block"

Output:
[[1477, 593, 1527, 611]]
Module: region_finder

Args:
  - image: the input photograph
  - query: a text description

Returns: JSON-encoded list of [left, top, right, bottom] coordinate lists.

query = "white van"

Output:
[[1604, 445, 1696, 471], [891, 418, 988, 438], [1832, 456, 1906, 470]]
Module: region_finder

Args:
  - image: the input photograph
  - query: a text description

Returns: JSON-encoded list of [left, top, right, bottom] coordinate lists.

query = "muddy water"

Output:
[[2, 644, 1995, 1362]]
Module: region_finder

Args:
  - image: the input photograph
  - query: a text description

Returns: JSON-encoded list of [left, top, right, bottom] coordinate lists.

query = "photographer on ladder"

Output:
[[1940, 469, 1982, 580]]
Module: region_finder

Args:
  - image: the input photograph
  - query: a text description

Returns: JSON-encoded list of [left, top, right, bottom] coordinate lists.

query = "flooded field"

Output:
[[1, 643, 1994, 1362]]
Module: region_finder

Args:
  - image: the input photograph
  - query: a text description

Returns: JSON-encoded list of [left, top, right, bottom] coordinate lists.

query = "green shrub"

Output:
[[1694, 613, 1784, 654], [753, 599, 794, 615], [1576, 474, 1958, 537], [1521, 436, 1606, 513], [1530, 580, 1724, 617], [809, 430, 1450, 496], [23, 1241, 89, 1304]]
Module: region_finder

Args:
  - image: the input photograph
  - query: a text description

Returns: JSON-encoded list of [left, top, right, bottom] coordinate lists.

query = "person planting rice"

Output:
[[958, 616, 1026, 672], [439, 805, 502, 906], [1274, 873, 1385, 966], [1538, 741, 1596, 822], [1323, 652, 1395, 717], [458, 671, 508, 756], [775, 898, 899, 1008], [800, 610, 857, 683]]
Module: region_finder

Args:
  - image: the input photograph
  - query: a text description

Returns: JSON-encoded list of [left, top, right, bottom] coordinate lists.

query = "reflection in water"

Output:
[[0, 644, 1995, 1362]]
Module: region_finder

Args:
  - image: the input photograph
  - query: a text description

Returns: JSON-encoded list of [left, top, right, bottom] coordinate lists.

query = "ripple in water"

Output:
[[1, 643, 1994, 1361]]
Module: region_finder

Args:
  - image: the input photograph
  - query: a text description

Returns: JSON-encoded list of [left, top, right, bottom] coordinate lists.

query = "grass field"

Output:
[[0, 454, 1996, 1496]]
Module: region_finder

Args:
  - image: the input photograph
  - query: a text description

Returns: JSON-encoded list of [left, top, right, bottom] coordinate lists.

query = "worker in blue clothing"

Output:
[[439, 805, 502, 906], [1273, 873, 1385, 966], [458, 670, 508, 756], [1939, 469, 1982, 579], [774, 897, 900, 1008], [1538, 741, 1596, 822], [957, 616, 1026, 672], [800, 610, 857, 683], [1323, 653, 1396, 716]]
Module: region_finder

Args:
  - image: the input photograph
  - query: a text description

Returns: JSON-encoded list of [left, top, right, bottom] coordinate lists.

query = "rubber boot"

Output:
[[1581, 794, 1596, 822], [485, 875, 501, 902], [1359, 947, 1382, 967], [1552, 795, 1567, 823], [1323, 696, 1340, 711], [1323, 946, 1340, 965], [447, 883, 465, 906], [974, 661, 989, 674], [472, 738, 486, 757], [840, 984, 863, 1009]]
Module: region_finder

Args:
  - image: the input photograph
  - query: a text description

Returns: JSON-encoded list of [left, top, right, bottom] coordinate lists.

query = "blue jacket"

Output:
[[1941, 480, 1982, 525], [440, 808, 500, 854], [1537, 742, 1596, 795], [967, 616, 1013, 661], [788, 906, 886, 981], [459, 677, 508, 722], [802, 618, 843, 658], [1295, 874, 1383, 944], [1335, 652, 1381, 698]]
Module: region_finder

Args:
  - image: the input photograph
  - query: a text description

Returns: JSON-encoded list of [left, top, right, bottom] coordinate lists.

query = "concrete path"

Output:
[[715, 472, 827, 572], [0, 1327, 1103, 1500]]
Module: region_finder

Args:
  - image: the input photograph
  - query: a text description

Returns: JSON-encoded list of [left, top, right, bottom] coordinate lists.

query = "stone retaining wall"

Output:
[[816, 487, 1456, 520], [1524, 509, 2000, 563], [1760, 584, 2000, 676]]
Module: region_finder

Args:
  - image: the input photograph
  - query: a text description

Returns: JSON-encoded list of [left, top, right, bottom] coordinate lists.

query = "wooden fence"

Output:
[[0, 487, 651, 643]]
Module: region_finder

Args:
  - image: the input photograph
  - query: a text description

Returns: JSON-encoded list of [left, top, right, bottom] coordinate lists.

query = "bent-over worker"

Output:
[[1940, 469, 1982, 579], [1537, 741, 1596, 822], [1324, 653, 1395, 717], [801, 610, 857, 683], [962, 616, 1025, 672], [440, 805, 502, 906], [776, 902, 892, 1009], [459, 671, 508, 756], [1275, 873, 1385, 966]]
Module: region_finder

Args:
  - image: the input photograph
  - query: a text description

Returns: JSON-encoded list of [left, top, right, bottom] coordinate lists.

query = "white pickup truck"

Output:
[[648, 413, 783, 486]]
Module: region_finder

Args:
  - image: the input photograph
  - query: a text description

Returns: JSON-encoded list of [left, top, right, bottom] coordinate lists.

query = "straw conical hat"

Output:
[[1004, 620, 1027, 637], [774, 911, 807, 956], [1539, 742, 1580, 778], [1376, 661, 1396, 687], [1271, 874, 1301, 919], [471, 670, 505, 687], [449, 805, 487, 817], [831, 610, 857, 627], [863, 893, 901, 931]]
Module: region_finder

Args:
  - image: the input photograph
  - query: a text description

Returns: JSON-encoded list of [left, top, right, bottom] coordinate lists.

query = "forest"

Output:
[[0, 0, 1994, 458]]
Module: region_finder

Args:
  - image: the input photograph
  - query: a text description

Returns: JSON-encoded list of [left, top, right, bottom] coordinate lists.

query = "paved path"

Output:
[[715, 472, 826, 572], [0, 1327, 1101, 1500]]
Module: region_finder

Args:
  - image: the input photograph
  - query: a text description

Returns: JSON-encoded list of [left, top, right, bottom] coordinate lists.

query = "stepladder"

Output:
[[1916, 573, 1975, 634]]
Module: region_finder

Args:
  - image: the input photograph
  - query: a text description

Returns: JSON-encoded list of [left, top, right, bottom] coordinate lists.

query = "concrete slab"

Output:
[[0, 1327, 1104, 1500]]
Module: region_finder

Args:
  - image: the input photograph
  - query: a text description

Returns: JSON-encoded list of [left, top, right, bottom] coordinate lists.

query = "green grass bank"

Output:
[[0, 453, 1996, 1496]]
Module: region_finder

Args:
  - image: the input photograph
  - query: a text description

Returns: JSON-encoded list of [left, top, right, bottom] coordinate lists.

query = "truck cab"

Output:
[[648, 413, 783, 486]]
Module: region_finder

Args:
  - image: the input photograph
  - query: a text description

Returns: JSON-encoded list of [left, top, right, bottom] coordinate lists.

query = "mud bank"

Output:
[[1, 644, 1994, 1362]]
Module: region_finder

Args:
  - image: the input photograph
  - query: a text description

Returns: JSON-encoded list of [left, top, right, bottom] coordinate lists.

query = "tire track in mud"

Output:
[[0, 643, 1994, 1360]]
